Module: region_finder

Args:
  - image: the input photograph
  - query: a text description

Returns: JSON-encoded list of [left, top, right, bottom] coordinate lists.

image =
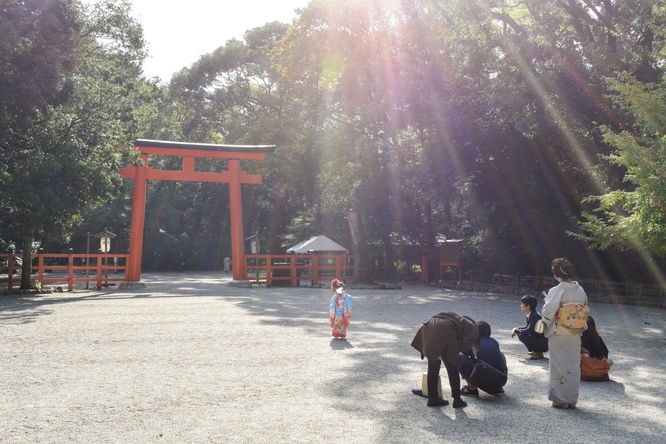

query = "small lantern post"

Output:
[[95, 228, 116, 287]]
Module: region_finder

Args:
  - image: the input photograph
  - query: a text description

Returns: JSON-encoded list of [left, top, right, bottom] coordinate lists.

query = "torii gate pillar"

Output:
[[228, 159, 246, 278], [126, 152, 148, 281], [120, 139, 276, 283]]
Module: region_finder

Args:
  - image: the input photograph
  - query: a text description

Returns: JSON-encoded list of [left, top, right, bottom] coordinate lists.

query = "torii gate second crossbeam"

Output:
[[120, 139, 276, 282]]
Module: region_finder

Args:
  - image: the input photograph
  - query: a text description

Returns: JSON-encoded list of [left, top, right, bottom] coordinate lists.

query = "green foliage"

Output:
[[138, 0, 666, 280], [575, 75, 666, 257], [5, 0, 666, 284], [0, 0, 152, 287]]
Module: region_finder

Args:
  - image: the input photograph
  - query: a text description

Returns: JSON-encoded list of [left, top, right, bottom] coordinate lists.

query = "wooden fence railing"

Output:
[[243, 254, 355, 287], [477, 273, 665, 306], [0, 253, 128, 291], [1, 253, 353, 291]]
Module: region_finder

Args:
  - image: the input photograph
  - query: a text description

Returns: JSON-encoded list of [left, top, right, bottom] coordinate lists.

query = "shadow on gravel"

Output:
[[330, 338, 354, 349], [216, 282, 666, 443], [0, 297, 55, 324], [2, 274, 663, 443]]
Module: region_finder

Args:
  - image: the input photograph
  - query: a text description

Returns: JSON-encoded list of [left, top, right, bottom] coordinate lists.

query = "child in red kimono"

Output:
[[329, 279, 352, 339]]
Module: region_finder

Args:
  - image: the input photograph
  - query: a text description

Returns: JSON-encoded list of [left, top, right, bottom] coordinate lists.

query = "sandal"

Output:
[[461, 386, 479, 396]]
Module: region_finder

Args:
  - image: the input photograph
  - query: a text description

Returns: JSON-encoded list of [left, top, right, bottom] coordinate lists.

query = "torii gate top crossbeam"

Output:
[[133, 139, 277, 159], [120, 139, 277, 184]]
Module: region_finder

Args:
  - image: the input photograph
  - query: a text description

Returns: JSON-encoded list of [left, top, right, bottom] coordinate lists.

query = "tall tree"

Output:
[[575, 74, 666, 272], [0, 0, 152, 288], [275, 0, 666, 279]]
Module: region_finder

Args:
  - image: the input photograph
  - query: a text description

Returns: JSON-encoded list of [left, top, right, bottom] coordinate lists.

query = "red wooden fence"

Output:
[[243, 254, 355, 286], [1, 253, 354, 291], [1, 253, 128, 291]]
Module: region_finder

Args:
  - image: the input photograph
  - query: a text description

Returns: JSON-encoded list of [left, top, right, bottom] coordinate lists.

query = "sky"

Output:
[[106, 0, 312, 82]]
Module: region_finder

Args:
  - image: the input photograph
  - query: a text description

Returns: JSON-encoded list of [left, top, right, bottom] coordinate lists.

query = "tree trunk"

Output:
[[20, 235, 34, 289], [347, 210, 369, 283], [383, 231, 397, 280], [423, 201, 436, 283]]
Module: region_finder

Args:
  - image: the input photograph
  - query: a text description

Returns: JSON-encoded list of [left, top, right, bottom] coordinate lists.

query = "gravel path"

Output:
[[1, 272, 665, 443]]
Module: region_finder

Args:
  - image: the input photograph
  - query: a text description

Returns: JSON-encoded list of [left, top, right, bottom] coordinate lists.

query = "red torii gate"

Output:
[[120, 139, 276, 283]]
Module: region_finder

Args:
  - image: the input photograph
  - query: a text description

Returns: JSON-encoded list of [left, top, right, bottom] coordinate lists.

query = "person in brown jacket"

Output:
[[410, 312, 479, 407]]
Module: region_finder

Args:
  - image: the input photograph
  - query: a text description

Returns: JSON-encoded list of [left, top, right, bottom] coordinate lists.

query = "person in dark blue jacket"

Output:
[[511, 294, 549, 359], [458, 321, 507, 396]]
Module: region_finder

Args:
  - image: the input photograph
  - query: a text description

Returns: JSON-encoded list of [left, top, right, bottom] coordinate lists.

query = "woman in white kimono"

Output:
[[542, 258, 589, 409]]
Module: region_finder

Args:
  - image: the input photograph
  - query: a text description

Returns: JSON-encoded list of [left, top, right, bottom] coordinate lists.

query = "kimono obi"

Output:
[[555, 303, 590, 335]]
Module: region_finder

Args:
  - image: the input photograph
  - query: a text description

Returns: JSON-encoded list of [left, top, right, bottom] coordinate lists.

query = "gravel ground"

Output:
[[1, 272, 665, 444]]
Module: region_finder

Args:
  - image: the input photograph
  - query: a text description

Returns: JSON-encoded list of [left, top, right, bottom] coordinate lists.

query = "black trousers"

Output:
[[427, 358, 461, 400], [517, 331, 549, 353]]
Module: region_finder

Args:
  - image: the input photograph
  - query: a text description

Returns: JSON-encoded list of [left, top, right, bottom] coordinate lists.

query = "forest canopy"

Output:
[[2, 0, 666, 286]]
